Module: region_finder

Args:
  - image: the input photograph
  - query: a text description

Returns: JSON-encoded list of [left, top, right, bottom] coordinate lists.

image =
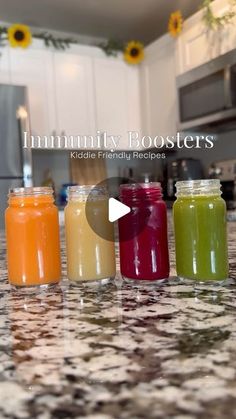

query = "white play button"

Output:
[[108, 198, 131, 222]]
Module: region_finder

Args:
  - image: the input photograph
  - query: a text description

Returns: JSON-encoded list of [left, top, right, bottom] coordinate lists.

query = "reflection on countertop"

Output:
[[0, 221, 236, 419]]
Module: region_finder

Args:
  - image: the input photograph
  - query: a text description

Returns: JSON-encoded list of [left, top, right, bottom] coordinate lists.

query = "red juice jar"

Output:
[[118, 182, 169, 281]]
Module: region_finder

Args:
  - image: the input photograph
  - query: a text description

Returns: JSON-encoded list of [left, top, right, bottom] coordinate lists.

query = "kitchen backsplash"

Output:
[[170, 130, 236, 176], [33, 150, 70, 189]]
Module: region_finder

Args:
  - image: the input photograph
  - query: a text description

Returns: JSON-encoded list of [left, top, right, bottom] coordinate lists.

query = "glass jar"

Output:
[[64, 185, 116, 283], [5, 187, 61, 287], [173, 179, 229, 281], [118, 182, 169, 281]]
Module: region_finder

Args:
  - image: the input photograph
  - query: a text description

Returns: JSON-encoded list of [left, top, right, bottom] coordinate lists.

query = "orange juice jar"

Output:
[[5, 187, 61, 287]]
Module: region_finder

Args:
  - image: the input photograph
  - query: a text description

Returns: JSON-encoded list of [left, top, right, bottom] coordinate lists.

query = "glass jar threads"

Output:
[[64, 185, 116, 283], [173, 179, 229, 281], [118, 182, 169, 282], [5, 187, 61, 287]]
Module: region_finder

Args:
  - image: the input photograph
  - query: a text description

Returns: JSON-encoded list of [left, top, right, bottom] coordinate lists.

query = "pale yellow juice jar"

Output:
[[65, 185, 116, 283]]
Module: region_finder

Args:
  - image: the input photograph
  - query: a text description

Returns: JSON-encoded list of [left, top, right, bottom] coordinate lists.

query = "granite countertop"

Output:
[[0, 220, 236, 419]]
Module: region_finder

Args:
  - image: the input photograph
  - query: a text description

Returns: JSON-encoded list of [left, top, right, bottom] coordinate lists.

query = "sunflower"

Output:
[[124, 41, 144, 65], [8, 24, 32, 48], [168, 11, 183, 38]]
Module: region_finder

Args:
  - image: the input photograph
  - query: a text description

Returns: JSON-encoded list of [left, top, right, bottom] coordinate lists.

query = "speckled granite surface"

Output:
[[0, 219, 236, 419]]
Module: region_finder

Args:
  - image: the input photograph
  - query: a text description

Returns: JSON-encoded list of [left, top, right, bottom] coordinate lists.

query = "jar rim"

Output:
[[176, 179, 220, 189], [68, 184, 108, 200], [120, 182, 161, 190], [9, 187, 53, 197], [175, 179, 221, 197], [68, 184, 97, 192], [119, 182, 163, 202]]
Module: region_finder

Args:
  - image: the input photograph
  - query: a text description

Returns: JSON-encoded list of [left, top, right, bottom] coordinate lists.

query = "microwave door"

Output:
[[177, 49, 236, 131], [178, 108, 236, 131], [179, 70, 226, 124]]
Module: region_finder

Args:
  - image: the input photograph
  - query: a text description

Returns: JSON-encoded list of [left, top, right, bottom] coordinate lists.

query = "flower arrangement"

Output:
[[202, 0, 236, 29], [124, 41, 144, 65], [0, 23, 77, 50], [8, 24, 32, 48], [168, 11, 183, 38], [0, 22, 144, 65], [99, 39, 144, 65], [98, 39, 124, 57], [167, 0, 236, 39]]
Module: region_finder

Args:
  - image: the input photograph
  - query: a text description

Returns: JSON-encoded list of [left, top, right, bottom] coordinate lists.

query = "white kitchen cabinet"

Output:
[[0, 46, 10, 84], [53, 52, 96, 141], [140, 34, 177, 143], [9, 46, 56, 137], [93, 57, 141, 150], [5, 41, 142, 151], [176, 0, 236, 75]]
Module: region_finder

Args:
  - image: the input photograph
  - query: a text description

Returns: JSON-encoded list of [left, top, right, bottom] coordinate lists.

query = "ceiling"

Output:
[[0, 0, 201, 45]]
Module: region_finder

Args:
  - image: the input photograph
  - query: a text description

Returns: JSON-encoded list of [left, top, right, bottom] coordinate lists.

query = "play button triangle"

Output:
[[108, 198, 131, 222]]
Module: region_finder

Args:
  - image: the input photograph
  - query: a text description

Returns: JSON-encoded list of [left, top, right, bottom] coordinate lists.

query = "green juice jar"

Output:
[[173, 179, 229, 282]]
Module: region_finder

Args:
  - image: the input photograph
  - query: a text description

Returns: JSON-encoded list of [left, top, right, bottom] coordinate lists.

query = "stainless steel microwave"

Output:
[[177, 49, 236, 132]]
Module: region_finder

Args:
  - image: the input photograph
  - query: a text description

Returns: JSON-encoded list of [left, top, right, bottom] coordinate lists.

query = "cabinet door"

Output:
[[94, 57, 141, 150], [176, 0, 236, 75], [54, 52, 96, 139], [140, 35, 177, 143], [9, 47, 56, 137], [0, 46, 11, 84]]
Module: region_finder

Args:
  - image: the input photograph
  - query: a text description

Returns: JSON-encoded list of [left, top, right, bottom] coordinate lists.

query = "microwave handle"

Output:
[[224, 65, 232, 109]]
